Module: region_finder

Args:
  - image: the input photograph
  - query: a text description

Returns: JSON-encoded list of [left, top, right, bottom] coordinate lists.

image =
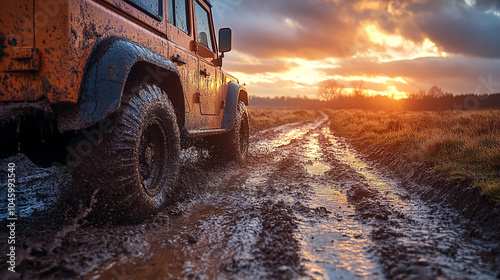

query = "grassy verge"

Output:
[[325, 109, 500, 201], [248, 108, 317, 131]]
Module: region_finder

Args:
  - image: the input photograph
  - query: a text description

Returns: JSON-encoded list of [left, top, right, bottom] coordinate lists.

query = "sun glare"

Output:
[[362, 24, 444, 62], [365, 24, 403, 47], [387, 85, 409, 100]]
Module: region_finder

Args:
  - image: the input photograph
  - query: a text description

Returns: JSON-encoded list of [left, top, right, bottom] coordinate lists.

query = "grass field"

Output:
[[248, 108, 317, 131], [325, 109, 500, 201]]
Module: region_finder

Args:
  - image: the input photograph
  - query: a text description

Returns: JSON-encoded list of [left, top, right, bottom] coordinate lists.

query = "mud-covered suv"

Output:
[[0, 0, 249, 221]]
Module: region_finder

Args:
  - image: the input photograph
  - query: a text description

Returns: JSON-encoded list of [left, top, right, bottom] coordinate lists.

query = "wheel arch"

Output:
[[58, 36, 185, 132], [222, 82, 249, 131], [124, 61, 185, 130]]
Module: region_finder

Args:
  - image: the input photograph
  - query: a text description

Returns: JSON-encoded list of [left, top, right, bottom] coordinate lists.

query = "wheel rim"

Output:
[[139, 117, 169, 197]]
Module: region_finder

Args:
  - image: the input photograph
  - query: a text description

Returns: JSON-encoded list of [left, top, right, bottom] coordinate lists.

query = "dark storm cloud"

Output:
[[475, 0, 500, 11], [407, 0, 500, 58]]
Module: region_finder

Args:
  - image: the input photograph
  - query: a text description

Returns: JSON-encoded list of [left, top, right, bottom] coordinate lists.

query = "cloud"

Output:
[[244, 79, 318, 98], [409, 0, 500, 58], [215, 0, 367, 60], [224, 57, 299, 74], [320, 56, 500, 93]]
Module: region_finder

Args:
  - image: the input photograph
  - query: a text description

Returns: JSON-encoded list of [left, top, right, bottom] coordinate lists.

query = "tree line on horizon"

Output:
[[249, 93, 500, 111], [250, 80, 500, 111]]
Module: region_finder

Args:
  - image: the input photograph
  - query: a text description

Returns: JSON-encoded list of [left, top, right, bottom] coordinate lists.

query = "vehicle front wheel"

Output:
[[215, 101, 249, 161], [71, 84, 180, 223]]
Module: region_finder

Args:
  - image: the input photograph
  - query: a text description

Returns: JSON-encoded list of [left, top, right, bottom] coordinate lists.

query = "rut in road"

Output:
[[86, 112, 498, 279]]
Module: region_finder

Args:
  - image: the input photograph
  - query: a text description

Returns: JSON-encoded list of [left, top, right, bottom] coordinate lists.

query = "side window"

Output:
[[168, 0, 190, 34], [125, 0, 162, 19], [194, 1, 214, 52]]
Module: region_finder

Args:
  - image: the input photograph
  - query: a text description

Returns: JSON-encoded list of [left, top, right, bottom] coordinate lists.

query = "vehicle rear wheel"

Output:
[[71, 84, 180, 223]]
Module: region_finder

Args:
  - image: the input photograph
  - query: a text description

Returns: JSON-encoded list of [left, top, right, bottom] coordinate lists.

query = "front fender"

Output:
[[58, 37, 180, 132], [222, 82, 248, 131]]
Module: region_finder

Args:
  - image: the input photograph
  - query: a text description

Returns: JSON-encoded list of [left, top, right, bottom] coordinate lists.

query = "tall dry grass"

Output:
[[326, 109, 500, 200], [248, 108, 317, 131]]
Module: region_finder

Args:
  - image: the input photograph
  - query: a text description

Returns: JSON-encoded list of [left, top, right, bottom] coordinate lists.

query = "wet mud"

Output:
[[1, 112, 499, 279]]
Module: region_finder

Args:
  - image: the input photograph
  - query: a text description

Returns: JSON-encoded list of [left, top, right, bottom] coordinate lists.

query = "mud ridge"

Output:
[[255, 200, 305, 279]]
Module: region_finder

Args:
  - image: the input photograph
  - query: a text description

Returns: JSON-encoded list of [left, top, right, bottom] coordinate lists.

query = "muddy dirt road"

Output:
[[1, 112, 499, 279]]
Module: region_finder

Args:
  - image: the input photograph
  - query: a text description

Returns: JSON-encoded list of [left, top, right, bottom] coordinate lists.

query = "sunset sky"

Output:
[[212, 0, 500, 99]]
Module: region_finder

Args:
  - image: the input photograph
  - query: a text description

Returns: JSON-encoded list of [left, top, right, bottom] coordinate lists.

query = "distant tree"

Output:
[[409, 89, 427, 100], [428, 85, 445, 98], [351, 80, 366, 96], [318, 79, 345, 101]]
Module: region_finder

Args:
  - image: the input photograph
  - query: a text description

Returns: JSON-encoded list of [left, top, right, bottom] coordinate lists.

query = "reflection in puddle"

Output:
[[296, 128, 383, 278], [251, 114, 327, 156], [305, 162, 331, 176], [245, 170, 270, 187], [297, 181, 383, 279], [252, 128, 309, 155], [303, 133, 321, 161], [302, 132, 331, 176], [322, 127, 392, 193]]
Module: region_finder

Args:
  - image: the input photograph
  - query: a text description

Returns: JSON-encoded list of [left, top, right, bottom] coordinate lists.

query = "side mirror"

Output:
[[219, 28, 232, 53]]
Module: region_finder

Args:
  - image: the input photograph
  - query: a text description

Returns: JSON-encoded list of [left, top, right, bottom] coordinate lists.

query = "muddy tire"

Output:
[[212, 101, 249, 161], [71, 84, 180, 223]]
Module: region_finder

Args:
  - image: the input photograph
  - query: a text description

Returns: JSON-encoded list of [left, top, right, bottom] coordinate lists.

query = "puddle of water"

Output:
[[303, 133, 332, 176], [296, 132, 384, 279], [251, 114, 328, 156], [296, 182, 384, 279], [245, 170, 271, 187], [0, 154, 69, 220], [252, 127, 310, 155], [305, 162, 331, 176], [303, 133, 321, 160]]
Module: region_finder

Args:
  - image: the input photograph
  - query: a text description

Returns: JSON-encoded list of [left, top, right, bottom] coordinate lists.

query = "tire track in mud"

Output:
[[252, 114, 385, 279]]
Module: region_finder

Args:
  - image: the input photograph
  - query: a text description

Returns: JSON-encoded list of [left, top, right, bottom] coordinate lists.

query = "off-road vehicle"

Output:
[[0, 0, 249, 221]]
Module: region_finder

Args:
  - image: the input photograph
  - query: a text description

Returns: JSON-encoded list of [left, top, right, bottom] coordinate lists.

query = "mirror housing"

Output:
[[219, 28, 232, 54]]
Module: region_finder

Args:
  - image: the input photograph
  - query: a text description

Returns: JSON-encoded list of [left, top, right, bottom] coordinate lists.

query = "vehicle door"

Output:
[[166, 0, 198, 119], [193, 0, 223, 116]]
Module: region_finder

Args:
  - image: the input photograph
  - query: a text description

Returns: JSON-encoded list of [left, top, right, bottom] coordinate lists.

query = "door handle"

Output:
[[171, 55, 187, 65], [200, 69, 210, 77]]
